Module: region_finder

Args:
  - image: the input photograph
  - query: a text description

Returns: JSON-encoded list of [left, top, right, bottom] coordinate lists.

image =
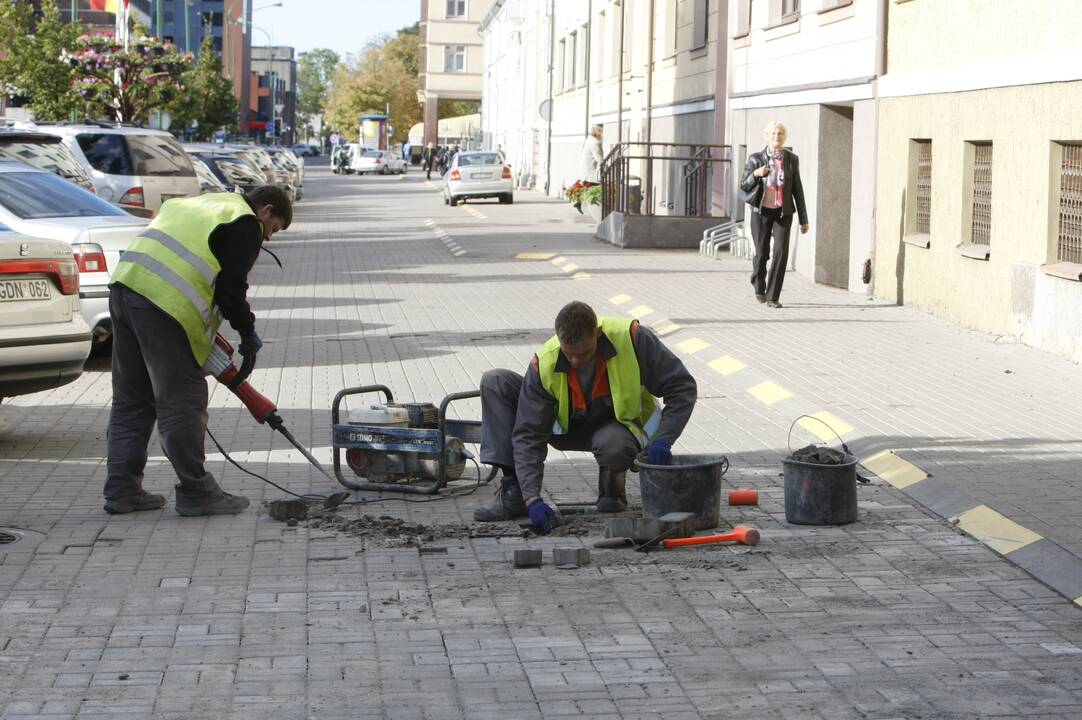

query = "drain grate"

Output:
[[0, 530, 19, 545]]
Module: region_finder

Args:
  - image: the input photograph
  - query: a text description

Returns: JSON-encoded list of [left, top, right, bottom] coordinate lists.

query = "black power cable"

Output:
[[205, 426, 489, 506]]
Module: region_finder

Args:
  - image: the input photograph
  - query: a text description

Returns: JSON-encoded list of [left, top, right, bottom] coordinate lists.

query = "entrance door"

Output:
[[814, 105, 853, 288]]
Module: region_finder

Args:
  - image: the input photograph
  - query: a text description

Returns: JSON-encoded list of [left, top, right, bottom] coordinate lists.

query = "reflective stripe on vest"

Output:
[[111, 193, 254, 364], [537, 317, 659, 445]]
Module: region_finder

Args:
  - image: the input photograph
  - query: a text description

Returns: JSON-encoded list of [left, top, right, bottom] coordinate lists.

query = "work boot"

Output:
[[175, 474, 250, 517], [473, 475, 528, 522], [596, 468, 627, 513], [104, 490, 166, 515]]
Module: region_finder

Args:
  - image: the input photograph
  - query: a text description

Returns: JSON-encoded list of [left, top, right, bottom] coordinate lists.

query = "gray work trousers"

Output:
[[105, 284, 216, 501], [479, 368, 639, 477]]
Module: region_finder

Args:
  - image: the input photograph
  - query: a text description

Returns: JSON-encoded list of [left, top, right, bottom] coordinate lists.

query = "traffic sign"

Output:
[[330, 132, 340, 145], [266, 121, 275, 135]]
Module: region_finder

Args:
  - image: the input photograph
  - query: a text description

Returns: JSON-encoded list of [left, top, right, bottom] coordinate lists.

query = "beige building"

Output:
[[420, 0, 496, 147], [874, 0, 1082, 362]]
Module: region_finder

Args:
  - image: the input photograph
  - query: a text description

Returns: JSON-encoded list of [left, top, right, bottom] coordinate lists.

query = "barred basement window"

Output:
[[915, 140, 932, 234], [1058, 145, 1082, 264], [969, 143, 993, 247]]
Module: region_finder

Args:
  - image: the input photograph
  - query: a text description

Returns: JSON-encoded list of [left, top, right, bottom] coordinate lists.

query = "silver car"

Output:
[[0, 161, 148, 345], [34, 124, 200, 212], [0, 231, 91, 401], [443, 151, 514, 206], [352, 149, 407, 175]]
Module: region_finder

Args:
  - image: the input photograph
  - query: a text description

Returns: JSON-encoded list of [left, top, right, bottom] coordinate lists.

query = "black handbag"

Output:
[[739, 153, 766, 206]]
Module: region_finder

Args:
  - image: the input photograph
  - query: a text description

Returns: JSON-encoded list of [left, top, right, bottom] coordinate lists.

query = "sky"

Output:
[[251, 0, 421, 60]]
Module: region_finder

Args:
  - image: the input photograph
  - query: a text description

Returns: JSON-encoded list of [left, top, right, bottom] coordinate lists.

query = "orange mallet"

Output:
[[728, 489, 758, 506], [661, 525, 760, 548]]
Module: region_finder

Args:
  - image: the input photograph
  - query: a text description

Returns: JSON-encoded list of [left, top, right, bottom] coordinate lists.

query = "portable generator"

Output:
[[331, 384, 497, 494]]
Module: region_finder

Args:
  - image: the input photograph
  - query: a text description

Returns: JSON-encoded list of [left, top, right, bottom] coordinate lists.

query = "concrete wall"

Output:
[[874, 81, 1082, 362], [848, 98, 877, 293], [815, 104, 853, 288]]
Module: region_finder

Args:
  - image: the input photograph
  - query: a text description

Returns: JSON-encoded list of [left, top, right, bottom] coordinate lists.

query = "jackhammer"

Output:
[[202, 333, 334, 482]]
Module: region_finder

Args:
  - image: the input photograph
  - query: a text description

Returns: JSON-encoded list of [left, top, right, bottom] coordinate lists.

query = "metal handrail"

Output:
[[599, 141, 731, 220]]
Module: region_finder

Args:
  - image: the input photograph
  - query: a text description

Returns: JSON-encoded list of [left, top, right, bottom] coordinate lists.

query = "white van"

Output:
[[33, 124, 200, 213]]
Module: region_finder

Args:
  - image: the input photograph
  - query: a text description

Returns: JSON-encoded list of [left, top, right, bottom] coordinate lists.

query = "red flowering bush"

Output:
[[564, 180, 585, 204]]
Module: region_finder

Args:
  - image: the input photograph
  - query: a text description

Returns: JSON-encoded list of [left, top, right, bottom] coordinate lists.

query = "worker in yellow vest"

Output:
[[103, 186, 292, 516], [475, 301, 697, 533]]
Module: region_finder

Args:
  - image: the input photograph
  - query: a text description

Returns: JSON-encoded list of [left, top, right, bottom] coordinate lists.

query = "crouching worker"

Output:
[[475, 301, 697, 533], [103, 186, 292, 516]]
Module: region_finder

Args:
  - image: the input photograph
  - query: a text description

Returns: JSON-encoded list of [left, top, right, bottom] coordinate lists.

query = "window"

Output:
[[914, 140, 932, 234], [691, 0, 709, 49], [580, 24, 588, 87], [782, 0, 799, 19], [569, 32, 578, 88], [769, 0, 799, 25], [0, 171, 126, 219], [821, 0, 851, 9], [1056, 145, 1082, 264], [557, 38, 566, 92], [964, 142, 993, 255], [76, 134, 132, 176], [121, 135, 195, 177], [446, 0, 466, 18], [734, 0, 752, 37], [596, 11, 606, 79], [667, 0, 679, 55], [444, 44, 466, 72]]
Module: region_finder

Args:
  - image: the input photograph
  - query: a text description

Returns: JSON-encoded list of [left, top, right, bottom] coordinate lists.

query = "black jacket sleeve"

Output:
[[740, 151, 766, 193], [791, 154, 809, 225], [208, 215, 263, 337], [634, 325, 697, 445]]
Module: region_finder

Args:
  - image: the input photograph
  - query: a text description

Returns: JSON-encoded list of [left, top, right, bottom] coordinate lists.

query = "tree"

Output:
[[325, 26, 421, 144], [64, 32, 191, 124], [169, 32, 236, 139], [0, 0, 85, 119], [296, 48, 339, 120]]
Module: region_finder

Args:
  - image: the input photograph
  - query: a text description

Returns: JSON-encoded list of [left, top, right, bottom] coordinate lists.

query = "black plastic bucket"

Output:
[[782, 453, 858, 525], [639, 454, 728, 530]]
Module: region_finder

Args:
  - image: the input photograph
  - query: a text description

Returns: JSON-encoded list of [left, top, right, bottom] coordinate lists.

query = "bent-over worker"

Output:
[[475, 301, 697, 533], [104, 186, 292, 516]]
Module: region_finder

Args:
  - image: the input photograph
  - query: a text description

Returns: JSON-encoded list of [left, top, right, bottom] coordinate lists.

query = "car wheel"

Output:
[[382, 166, 390, 175], [449, 195, 458, 207]]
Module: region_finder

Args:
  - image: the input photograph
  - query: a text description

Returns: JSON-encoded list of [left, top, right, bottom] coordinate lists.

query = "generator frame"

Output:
[[331, 384, 496, 494]]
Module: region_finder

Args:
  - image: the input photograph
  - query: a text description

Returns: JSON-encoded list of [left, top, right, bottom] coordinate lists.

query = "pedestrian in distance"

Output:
[[740, 121, 809, 308], [423, 141, 436, 180], [103, 186, 293, 516], [575, 124, 604, 214], [474, 301, 697, 534]]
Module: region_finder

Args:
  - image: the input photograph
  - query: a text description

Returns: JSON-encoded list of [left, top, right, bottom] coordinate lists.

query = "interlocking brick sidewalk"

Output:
[[0, 166, 1080, 719]]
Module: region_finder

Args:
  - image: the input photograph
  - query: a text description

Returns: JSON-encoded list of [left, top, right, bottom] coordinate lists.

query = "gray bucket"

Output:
[[782, 453, 858, 525], [639, 454, 728, 530]]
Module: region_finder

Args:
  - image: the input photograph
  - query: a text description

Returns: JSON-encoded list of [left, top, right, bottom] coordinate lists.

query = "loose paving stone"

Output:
[[552, 548, 590, 568]]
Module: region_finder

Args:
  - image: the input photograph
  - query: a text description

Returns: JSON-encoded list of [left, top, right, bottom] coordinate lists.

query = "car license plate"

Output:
[[0, 278, 52, 302], [471, 172, 493, 180]]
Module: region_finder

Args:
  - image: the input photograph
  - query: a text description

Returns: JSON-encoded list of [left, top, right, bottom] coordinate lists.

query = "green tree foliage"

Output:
[[169, 31, 236, 139], [439, 99, 481, 119], [296, 48, 340, 120], [0, 0, 85, 120], [326, 25, 420, 144], [64, 32, 191, 123]]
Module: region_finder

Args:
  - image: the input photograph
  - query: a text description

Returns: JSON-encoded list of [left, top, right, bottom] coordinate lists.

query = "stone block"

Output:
[[552, 548, 590, 568], [604, 512, 697, 543], [512, 549, 542, 568]]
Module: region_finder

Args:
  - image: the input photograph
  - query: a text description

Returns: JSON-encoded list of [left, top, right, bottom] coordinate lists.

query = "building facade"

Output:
[[728, 0, 884, 292], [481, 0, 727, 208], [873, 0, 1082, 362], [250, 45, 296, 145], [419, 0, 496, 147]]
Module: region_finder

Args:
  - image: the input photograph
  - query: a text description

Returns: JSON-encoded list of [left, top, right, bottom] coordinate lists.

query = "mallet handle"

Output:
[[661, 525, 760, 548]]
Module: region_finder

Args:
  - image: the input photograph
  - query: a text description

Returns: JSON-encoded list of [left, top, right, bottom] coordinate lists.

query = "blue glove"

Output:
[[239, 332, 262, 358], [527, 498, 558, 534], [646, 439, 672, 465]]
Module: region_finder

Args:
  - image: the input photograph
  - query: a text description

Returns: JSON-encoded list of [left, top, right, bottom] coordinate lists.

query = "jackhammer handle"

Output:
[[661, 526, 760, 548], [330, 384, 394, 424]]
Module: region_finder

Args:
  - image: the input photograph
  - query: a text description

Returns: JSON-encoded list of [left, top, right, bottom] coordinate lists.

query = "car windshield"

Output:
[[457, 153, 501, 167], [125, 134, 195, 177], [214, 157, 262, 184], [0, 170, 127, 219], [363, 151, 382, 158], [0, 140, 92, 185]]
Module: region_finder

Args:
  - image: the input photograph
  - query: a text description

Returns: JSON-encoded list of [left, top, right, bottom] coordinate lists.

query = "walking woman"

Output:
[[740, 122, 809, 308]]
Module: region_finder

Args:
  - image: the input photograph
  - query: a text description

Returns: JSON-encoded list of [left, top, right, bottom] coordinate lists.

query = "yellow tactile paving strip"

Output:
[[952, 505, 1043, 556], [862, 450, 928, 489], [516, 252, 555, 260], [676, 338, 711, 354], [708, 355, 746, 376], [627, 305, 654, 318], [747, 381, 793, 406]]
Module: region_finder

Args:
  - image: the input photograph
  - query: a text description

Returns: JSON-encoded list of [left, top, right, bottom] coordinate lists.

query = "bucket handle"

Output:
[[787, 414, 853, 457]]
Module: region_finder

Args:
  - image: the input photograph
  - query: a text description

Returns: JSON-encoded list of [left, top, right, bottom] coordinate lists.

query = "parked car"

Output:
[[352, 149, 407, 175], [0, 130, 96, 193], [33, 124, 200, 212], [184, 143, 270, 183], [265, 146, 304, 200], [0, 160, 149, 345], [188, 154, 228, 194], [0, 230, 91, 401], [186, 152, 263, 195], [291, 143, 320, 157], [443, 152, 514, 206]]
